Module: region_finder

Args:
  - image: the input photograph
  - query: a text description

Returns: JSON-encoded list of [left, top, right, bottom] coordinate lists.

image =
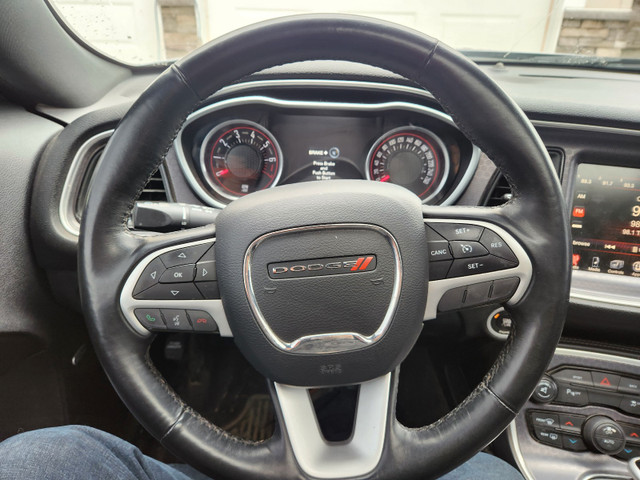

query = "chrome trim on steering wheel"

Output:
[[243, 223, 402, 355]]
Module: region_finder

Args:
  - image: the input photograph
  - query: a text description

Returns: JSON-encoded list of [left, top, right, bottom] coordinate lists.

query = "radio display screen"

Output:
[[571, 163, 640, 277]]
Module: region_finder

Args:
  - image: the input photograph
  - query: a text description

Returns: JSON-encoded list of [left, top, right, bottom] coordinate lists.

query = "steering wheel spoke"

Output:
[[423, 204, 533, 320], [118, 227, 232, 337], [272, 373, 393, 479]]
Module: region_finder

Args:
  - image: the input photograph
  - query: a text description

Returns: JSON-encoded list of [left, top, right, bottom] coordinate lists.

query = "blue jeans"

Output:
[[0, 426, 523, 479]]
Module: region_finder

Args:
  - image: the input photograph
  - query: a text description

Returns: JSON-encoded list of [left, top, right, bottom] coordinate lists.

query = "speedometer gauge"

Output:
[[366, 126, 449, 202], [200, 120, 282, 200]]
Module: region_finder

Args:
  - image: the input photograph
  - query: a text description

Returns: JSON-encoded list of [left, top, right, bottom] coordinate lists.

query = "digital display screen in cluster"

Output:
[[571, 163, 640, 278]]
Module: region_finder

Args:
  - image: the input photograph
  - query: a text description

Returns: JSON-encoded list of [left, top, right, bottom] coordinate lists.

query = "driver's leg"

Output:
[[0, 425, 524, 479], [0, 425, 209, 480]]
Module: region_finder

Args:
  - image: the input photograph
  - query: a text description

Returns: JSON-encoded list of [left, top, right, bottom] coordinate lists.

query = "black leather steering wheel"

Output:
[[79, 15, 570, 480]]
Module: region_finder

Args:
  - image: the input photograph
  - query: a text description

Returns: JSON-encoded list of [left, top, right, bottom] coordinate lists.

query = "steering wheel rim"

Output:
[[79, 14, 570, 480]]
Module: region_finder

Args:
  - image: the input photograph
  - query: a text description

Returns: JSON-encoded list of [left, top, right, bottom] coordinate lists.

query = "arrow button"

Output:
[[196, 261, 217, 282], [133, 257, 166, 296], [134, 283, 203, 300]]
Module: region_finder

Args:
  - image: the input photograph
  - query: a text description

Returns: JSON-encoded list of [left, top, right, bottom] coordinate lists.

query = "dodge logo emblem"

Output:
[[268, 255, 377, 279]]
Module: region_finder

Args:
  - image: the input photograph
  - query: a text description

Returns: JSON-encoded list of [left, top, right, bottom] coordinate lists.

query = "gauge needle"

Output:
[[380, 174, 390, 182], [216, 168, 229, 177]]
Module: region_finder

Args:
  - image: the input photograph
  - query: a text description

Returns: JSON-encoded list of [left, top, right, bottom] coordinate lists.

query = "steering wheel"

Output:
[[79, 15, 570, 480]]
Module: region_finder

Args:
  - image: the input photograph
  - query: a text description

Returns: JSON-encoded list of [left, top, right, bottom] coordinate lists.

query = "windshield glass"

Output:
[[48, 0, 640, 67]]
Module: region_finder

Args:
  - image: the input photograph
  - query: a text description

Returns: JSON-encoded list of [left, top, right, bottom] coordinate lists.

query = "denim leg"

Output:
[[439, 452, 524, 479], [0, 425, 211, 480]]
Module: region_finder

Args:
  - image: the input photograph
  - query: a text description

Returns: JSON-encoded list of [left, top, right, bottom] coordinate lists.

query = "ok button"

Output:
[[449, 241, 488, 259], [160, 264, 196, 283]]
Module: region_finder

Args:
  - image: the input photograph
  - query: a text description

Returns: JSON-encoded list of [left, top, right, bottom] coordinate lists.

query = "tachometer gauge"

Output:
[[200, 120, 282, 200], [366, 126, 449, 202]]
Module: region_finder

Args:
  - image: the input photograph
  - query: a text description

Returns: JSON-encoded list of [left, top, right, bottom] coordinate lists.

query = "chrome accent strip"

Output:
[[174, 86, 480, 209], [274, 373, 390, 479], [508, 347, 640, 480], [243, 224, 402, 354], [59, 130, 113, 236], [532, 120, 640, 137], [570, 270, 640, 312], [120, 239, 232, 337], [364, 125, 451, 204], [424, 219, 533, 320]]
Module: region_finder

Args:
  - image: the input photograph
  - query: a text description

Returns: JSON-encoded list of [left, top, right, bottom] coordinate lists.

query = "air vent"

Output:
[[138, 169, 169, 202], [61, 130, 170, 235], [483, 148, 564, 206]]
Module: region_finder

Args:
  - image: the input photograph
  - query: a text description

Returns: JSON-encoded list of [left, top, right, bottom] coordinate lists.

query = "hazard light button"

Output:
[[592, 372, 621, 390]]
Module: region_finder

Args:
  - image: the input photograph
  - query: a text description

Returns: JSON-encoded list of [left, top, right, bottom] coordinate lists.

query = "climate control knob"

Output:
[[583, 416, 625, 455]]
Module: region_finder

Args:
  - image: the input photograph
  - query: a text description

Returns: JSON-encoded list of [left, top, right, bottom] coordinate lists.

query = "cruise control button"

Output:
[[195, 261, 217, 282], [556, 384, 588, 406], [447, 255, 518, 278], [428, 240, 452, 261], [160, 309, 192, 331], [530, 412, 559, 428], [449, 241, 488, 259], [159, 264, 195, 284], [134, 308, 166, 331], [464, 281, 492, 307], [196, 281, 220, 299], [479, 229, 518, 263], [552, 369, 593, 387], [619, 377, 640, 395], [160, 243, 211, 268], [430, 223, 483, 241], [135, 283, 203, 300], [426, 225, 446, 242], [489, 277, 520, 301], [620, 396, 640, 416], [438, 286, 466, 311], [562, 434, 587, 452], [592, 372, 620, 390], [133, 258, 166, 295], [534, 427, 562, 447], [187, 310, 219, 332], [429, 260, 451, 280]]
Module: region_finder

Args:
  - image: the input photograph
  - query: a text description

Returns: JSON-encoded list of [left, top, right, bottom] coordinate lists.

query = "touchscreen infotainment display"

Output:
[[571, 163, 640, 277]]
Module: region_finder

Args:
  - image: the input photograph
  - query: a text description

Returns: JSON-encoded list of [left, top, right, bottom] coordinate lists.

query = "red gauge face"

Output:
[[201, 121, 282, 199], [366, 126, 449, 202]]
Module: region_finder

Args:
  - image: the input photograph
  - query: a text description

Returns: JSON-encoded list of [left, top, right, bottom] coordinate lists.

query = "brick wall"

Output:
[[557, 0, 640, 57], [159, 0, 200, 60]]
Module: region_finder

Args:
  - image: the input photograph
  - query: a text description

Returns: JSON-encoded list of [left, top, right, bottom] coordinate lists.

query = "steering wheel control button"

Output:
[[134, 309, 166, 331], [160, 309, 192, 331], [447, 255, 517, 278], [133, 257, 166, 295], [430, 223, 483, 241], [464, 281, 492, 305], [437, 286, 466, 311], [134, 283, 203, 300], [195, 261, 217, 282], [489, 277, 520, 301], [160, 243, 211, 268], [592, 372, 621, 390], [552, 369, 593, 387], [530, 412, 559, 429], [159, 264, 195, 284], [449, 241, 488, 259], [479, 229, 518, 263], [428, 240, 452, 261], [533, 427, 563, 448], [429, 260, 452, 280], [195, 281, 220, 299], [532, 376, 558, 403], [187, 310, 218, 332]]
